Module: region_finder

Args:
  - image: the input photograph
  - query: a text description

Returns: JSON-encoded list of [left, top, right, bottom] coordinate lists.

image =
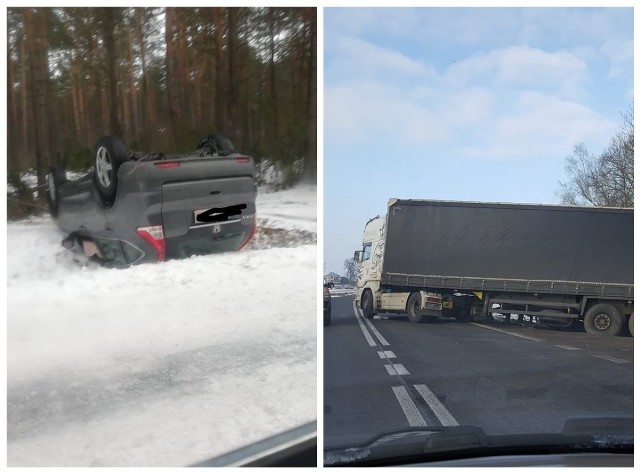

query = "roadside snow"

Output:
[[7, 184, 317, 467]]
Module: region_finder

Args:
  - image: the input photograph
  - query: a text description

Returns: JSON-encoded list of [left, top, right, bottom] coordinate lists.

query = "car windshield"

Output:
[[323, 6, 633, 467]]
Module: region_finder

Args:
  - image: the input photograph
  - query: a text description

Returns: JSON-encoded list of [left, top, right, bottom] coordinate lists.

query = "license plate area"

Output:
[[194, 208, 209, 224]]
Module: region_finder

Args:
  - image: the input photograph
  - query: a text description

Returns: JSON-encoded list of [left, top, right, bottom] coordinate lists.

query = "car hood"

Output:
[[324, 417, 633, 467]]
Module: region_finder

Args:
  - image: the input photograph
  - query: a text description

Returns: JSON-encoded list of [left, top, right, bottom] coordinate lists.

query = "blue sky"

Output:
[[323, 7, 634, 276]]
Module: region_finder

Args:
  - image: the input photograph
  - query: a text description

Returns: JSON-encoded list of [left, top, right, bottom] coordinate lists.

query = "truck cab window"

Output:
[[363, 243, 372, 261]]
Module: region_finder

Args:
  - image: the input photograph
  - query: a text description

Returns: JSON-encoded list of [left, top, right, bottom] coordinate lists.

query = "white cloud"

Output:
[[325, 82, 448, 146], [327, 34, 437, 81], [481, 92, 617, 161], [445, 46, 588, 98]]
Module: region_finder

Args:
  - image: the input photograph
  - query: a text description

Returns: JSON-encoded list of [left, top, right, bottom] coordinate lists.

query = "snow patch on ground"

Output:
[[7, 184, 317, 467]]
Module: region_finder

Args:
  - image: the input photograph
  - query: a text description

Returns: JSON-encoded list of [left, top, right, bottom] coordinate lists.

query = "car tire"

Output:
[[584, 303, 623, 337], [94, 136, 128, 205], [407, 292, 425, 323], [46, 166, 67, 218], [197, 133, 235, 156], [362, 290, 375, 319], [324, 310, 331, 326], [628, 313, 633, 337]]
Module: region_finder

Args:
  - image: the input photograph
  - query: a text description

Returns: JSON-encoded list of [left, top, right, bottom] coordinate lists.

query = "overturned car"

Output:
[[47, 134, 257, 267]]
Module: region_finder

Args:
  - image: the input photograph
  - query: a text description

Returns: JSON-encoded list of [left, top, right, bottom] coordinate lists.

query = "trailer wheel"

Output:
[[407, 293, 425, 323], [362, 290, 375, 319], [584, 303, 623, 337]]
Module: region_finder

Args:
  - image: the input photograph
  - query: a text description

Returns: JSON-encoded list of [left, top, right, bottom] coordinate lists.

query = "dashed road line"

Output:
[[594, 355, 630, 364], [555, 345, 581, 351], [469, 322, 542, 342], [385, 364, 410, 376], [392, 386, 427, 427], [414, 384, 459, 427], [377, 351, 396, 359], [350, 300, 460, 430]]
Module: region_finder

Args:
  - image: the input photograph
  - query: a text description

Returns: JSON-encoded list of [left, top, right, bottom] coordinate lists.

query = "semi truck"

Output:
[[353, 199, 634, 337]]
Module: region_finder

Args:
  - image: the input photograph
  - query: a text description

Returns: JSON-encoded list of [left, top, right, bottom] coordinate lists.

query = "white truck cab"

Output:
[[354, 214, 443, 322]]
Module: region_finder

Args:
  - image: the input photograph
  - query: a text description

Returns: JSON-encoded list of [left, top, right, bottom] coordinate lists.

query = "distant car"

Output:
[[46, 133, 257, 267], [324, 280, 333, 326]]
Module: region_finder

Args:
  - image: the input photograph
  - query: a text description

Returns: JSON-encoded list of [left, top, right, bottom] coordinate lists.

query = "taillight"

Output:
[[324, 287, 331, 301], [136, 225, 166, 261], [236, 217, 257, 250], [154, 161, 180, 168], [235, 156, 250, 163]]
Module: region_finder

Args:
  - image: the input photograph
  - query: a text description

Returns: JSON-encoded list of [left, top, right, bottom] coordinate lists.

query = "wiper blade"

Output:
[[324, 426, 489, 466]]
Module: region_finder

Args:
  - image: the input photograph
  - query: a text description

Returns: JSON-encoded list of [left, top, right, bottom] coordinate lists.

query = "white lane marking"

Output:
[[378, 351, 396, 359], [385, 364, 410, 376], [594, 355, 630, 364], [555, 345, 581, 351], [363, 317, 390, 346], [469, 322, 542, 342], [392, 386, 427, 427], [352, 300, 376, 347], [414, 384, 459, 427]]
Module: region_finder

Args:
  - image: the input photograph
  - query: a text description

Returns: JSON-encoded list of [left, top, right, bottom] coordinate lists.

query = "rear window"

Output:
[[95, 238, 145, 267]]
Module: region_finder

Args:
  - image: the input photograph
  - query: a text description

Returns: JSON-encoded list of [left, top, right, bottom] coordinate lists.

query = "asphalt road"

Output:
[[324, 294, 634, 447]]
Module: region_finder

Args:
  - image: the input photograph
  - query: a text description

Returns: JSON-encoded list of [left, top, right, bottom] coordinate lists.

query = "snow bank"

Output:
[[7, 185, 317, 467]]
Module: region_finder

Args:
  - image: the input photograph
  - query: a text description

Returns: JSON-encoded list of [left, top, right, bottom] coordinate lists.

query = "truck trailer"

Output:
[[353, 199, 633, 337]]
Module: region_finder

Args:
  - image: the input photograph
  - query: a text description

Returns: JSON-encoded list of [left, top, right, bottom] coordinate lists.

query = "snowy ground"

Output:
[[7, 184, 317, 467]]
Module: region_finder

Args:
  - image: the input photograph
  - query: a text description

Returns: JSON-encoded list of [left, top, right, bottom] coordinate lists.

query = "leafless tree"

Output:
[[558, 105, 633, 207], [344, 258, 358, 283]]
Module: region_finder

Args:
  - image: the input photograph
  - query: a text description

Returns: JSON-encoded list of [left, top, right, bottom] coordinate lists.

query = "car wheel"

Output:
[[324, 310, 331, 326], [629, 313, 634, 337], [407, 292, 425, 323], [94, 136, 128, 204], [197, 133, 235, 156], [584, 303, 623, 337], [46, 166, 67, 218], [362, 290, 375, 319]]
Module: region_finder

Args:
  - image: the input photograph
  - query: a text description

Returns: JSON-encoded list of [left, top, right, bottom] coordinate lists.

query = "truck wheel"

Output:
[[407, 293, 425, 323], [629, 313, 634, 337], [584, 303, 623, 337], [454, 306, 473, 322], [362, 290, 375, 319]]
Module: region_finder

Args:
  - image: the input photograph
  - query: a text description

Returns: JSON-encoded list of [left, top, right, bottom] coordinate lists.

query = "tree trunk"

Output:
[[303, 8, 316, 179], [227, 8, 239, 137], [165, 7, 181, 148], [213, 8, 226, 131], [24, 7, 52, 193], [102, 7, 122, 137]]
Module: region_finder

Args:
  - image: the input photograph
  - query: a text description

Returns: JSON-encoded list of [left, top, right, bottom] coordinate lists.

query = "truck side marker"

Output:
[[469, 323, 542, 342], [391, 386, 428, 427], [414, 384, 459, 427]]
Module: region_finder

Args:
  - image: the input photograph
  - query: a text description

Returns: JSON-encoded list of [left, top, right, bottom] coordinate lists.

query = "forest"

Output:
[[7, 7, 317, 206]]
